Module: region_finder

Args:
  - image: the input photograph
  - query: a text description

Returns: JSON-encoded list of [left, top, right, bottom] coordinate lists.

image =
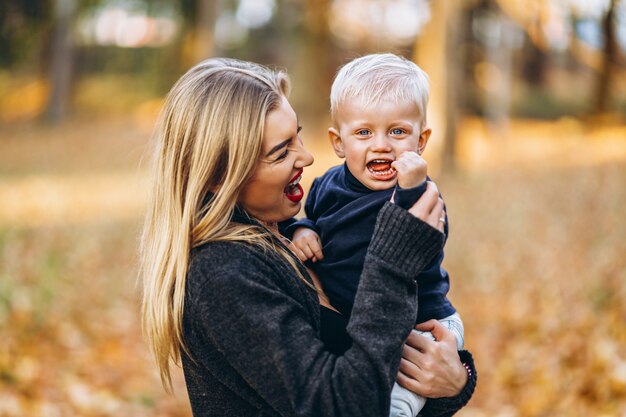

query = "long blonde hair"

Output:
[[140, 58, 302, 392]]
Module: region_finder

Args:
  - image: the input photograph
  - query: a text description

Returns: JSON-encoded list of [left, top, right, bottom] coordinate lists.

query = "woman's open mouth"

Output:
[[367, 159, 396, 181], [284, 169, 304, 202]]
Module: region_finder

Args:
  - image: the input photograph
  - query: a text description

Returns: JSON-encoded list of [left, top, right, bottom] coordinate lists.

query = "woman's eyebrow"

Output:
[[266, 138, 291, 157]]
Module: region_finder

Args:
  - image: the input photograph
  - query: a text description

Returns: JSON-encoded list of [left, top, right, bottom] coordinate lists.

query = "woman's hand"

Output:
[[396, 320, 468, 398], [406, 181, 446, 233]]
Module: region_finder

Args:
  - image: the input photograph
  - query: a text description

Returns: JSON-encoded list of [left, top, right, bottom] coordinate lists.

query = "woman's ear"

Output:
[[329, 127, 345, 158], [418, 128, 432, 155]]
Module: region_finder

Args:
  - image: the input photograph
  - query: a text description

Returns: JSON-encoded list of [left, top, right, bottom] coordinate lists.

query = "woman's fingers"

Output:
[[397, 347, 434, 397], [399, 356, 421, 376], [427, 198, 445, 233], [398, 356, 423, 390], [402, 336, 425, 362], [414, 319, 455, 344], [396, 369, 424, 393], [407, 181, 440, 224], [403, 325, 468, 398], [413, 319, 438, 334], [405, 329, 433, 352], [405, 180, 446, 232]]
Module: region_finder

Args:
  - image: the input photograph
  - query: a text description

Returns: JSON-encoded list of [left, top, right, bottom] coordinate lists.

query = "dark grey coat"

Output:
[[181, 202, 476, 416]]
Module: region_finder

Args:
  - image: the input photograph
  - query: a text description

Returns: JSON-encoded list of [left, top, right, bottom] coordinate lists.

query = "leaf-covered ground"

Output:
[[0, 116, 624, 417]]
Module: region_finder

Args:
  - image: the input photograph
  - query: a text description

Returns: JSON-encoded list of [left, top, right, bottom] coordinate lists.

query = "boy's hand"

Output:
[[291, 227, 324, 263], [392, 151, 427, 189]]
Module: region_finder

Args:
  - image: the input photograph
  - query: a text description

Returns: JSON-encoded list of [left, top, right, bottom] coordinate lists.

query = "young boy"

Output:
[[286, 54, 464, 417]]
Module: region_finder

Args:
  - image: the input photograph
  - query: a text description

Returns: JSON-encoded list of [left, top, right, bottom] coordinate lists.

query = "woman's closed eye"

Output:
[[275, 149, 289, 161], [273, 126, 302, 162]]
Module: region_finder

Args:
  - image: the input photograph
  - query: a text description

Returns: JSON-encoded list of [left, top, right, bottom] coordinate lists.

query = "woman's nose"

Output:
[[295, 144, 314, 168]]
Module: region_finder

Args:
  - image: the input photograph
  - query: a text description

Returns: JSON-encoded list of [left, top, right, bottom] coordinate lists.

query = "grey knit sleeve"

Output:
[[185, 203, 445, 417], [367, 202, 445, 279], [345, 202, 446, 410]]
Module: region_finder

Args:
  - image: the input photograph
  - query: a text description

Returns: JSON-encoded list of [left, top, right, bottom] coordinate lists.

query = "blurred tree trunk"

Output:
[[178, 0, 221, 71], [193, 0, 220, 63], [521, 0, 551, 86], [443, 1, 465, 173], [522, 40, 548, 86], [594, 0, 618, 114], [483, 11, 514, 128], [44, 0, 75, 124], [413, 0, 463, 173], [301, 0, 333, 117]]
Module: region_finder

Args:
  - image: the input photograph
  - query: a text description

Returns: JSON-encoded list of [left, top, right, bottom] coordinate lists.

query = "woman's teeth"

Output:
[[285, 174, 304, 202], [288, 176, 301, 187], [288, 185, 302, 195]]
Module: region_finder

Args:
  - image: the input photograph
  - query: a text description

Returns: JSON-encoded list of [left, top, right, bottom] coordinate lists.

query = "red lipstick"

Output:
[[285, 169, 304, 203]]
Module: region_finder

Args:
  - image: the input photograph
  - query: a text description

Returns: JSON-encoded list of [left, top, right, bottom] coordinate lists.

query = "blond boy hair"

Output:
[[330, 53, 430, 126]]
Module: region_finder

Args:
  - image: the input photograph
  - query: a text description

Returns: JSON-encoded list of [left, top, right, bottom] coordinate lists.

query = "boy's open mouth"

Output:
[[367, 159, 396, 179], [284, 169, 304, 202]]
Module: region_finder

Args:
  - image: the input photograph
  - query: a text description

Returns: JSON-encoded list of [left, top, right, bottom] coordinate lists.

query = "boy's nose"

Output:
[[371, 133, 392, 152]]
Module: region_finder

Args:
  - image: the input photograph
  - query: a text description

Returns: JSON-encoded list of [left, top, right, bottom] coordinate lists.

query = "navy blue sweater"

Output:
[[284, 163, 456, 323]]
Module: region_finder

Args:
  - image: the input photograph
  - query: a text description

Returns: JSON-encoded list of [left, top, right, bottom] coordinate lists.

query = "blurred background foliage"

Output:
[[0, 0, 625, 416]]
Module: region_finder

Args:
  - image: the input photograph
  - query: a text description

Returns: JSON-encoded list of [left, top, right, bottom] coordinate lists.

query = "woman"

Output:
[[141, 58, 476, 416]]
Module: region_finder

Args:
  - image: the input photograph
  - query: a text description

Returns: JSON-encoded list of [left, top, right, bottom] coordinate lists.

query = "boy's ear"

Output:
[[418, 128, 432, 155], [329, 127, 345, 158]]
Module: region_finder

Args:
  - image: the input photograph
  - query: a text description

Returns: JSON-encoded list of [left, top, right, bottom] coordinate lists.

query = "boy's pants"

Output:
[[389, 313, 464, 417]]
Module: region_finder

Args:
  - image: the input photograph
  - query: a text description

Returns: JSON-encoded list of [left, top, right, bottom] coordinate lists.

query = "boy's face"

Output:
[[329, 96, 431, 191]]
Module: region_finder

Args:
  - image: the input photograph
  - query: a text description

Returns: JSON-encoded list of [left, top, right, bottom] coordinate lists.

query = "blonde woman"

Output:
[[141, 58, 476, 417]]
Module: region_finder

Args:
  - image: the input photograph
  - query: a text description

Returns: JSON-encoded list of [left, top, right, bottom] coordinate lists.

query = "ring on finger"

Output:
[[438, 216, 446, 225]]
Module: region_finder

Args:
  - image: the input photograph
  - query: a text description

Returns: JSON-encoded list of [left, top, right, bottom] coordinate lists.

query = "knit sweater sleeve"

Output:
[[186, 202, 444, 417], [420, 350, 477, 417]]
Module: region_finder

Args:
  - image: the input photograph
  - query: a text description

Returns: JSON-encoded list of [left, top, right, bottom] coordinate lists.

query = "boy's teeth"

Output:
[[369, 168, 394, 175], [367, 159, 394, 175]]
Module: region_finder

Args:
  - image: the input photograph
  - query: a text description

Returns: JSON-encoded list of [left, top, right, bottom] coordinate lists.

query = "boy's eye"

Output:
[[391, 128, 404, 135], [356, 129, 370, 136]]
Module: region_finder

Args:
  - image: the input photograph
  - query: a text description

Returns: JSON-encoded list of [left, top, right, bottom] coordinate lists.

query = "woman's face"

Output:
[[238, 96, 314, 227]]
